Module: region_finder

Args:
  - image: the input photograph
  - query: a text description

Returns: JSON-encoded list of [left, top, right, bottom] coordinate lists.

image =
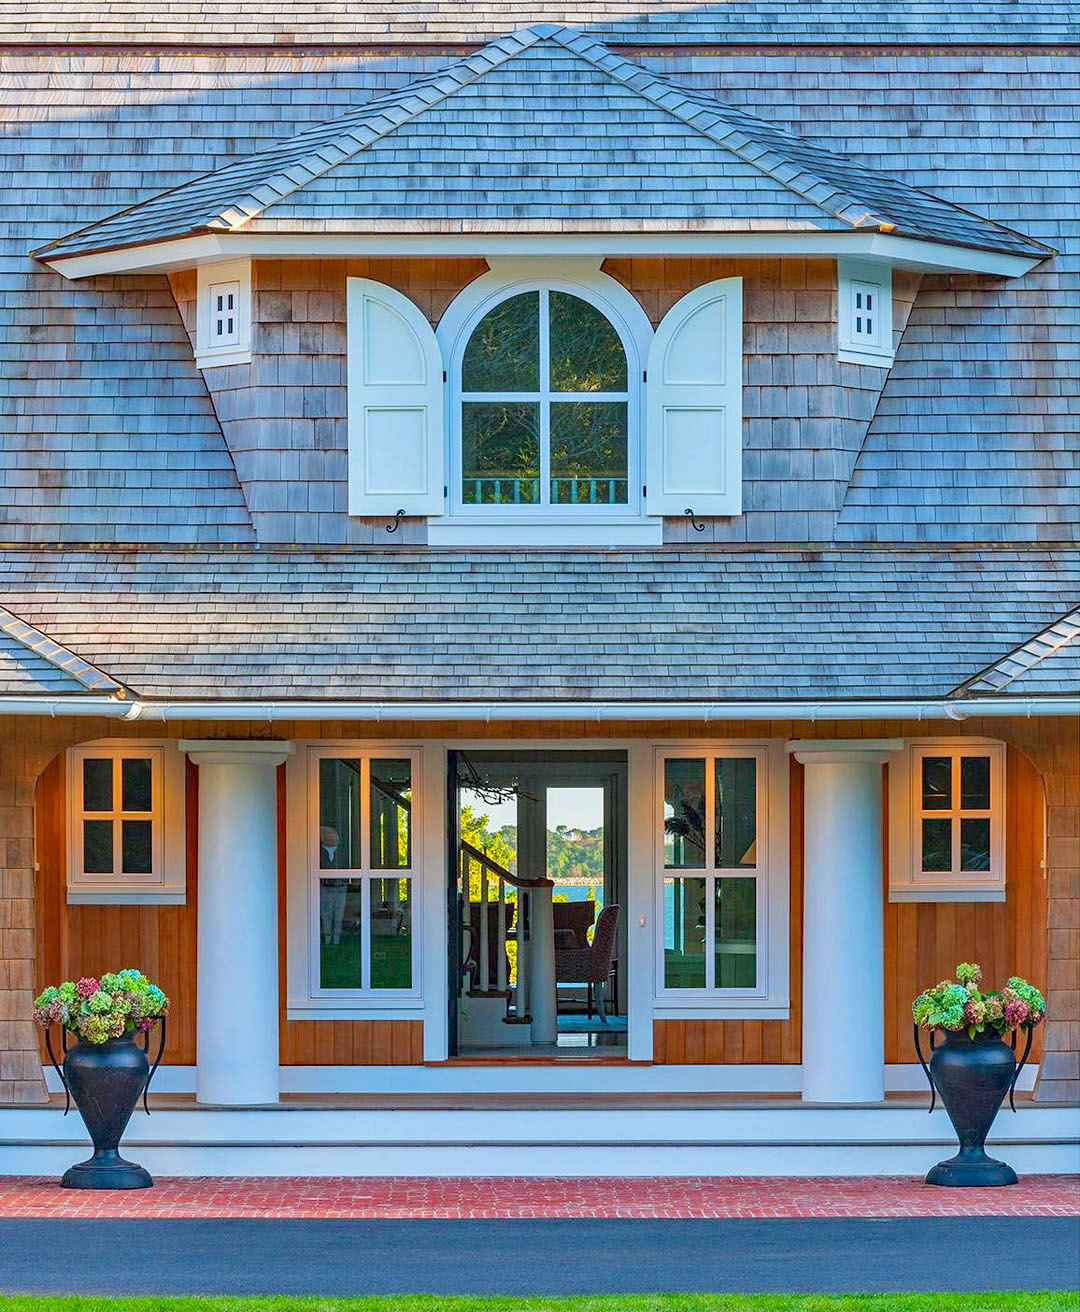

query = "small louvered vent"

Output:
[[210, 281, 240, 347], [837, 259, 893, 366], [195, 260, 252, 368]]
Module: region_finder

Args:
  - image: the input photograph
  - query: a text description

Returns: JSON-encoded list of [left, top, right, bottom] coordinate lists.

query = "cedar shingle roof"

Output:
[[3, 1, 1077, 46], [0, 604, 124, 696], [35, 26, 1049, 262], [0, 546, 1074, 701], [956, 609, 1080, 697]]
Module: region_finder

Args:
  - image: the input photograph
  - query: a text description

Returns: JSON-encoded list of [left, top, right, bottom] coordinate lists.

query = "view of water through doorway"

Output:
[[450, 750, 628, 1060]]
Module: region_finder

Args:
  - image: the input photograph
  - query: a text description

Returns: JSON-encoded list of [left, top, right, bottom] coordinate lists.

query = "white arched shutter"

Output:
[[645, 278, 743, 518], [347, 278, 445, 517]]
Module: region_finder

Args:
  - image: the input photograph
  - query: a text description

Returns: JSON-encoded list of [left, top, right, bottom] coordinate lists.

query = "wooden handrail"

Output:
[[459, 839, 550, 890]]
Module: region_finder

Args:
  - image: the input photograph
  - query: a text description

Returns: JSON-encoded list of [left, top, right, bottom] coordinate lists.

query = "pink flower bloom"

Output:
[[76, 976, 99, 999], [1004, 997, 1030, 1027]]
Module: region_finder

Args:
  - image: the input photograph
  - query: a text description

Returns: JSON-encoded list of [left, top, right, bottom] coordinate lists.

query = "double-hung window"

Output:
[[308, 750, 420, 1000], [654, 745, 789, 1010]]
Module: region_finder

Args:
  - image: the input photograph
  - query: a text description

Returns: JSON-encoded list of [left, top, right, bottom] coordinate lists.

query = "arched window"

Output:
[[442, 274, 650, 524]]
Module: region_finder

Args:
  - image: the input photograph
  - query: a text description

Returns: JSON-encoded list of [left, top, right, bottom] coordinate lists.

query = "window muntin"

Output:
[[73, 749, 161, 883], [658, 749, 766, 996], [456, 287, 633, 512], [914, 747, 995, 877], [311, 751, 419, 998]]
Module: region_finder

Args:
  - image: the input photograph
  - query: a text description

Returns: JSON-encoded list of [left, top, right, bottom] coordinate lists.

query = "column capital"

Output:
[[787, 738, 903, 767], [180, 739, 294, 768]]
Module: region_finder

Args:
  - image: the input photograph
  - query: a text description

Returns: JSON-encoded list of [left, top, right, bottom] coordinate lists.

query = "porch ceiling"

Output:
[[0, 545, 1075, 703]]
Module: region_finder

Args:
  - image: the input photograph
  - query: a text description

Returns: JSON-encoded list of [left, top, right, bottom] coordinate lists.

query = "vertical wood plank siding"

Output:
[[30, 728, 1054, 1075], [34, 755, 200, 1064]]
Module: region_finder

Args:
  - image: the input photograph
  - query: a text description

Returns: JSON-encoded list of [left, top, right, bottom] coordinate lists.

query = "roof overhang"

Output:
[[0, 694, 1075, 721], [39, 229, 1045, 280]]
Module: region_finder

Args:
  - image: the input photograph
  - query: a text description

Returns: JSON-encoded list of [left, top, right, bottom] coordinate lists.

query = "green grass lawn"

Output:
[[0, 1294, 1071, 1312]]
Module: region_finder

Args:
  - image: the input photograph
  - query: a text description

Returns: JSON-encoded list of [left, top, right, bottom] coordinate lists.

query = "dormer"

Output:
[[33, 24, 1052, 547]]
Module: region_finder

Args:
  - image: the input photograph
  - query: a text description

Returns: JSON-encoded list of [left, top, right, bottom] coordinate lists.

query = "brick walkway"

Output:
[[2, 1174, 1077, 1219]]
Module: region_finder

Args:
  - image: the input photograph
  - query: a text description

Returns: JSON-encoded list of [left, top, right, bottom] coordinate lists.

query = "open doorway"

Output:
[[449, 750, 628, 1059]]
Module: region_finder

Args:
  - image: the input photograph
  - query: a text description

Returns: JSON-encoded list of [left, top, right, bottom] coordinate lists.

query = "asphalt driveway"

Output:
[[0, 1217, 1076, 1296]]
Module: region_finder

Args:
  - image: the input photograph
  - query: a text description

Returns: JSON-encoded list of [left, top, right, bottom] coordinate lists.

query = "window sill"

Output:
[[66, 888, 186, 905], [196, 348, 252, 370], [889, 883, 1005, 903], [837, 346, 893, 368], [427, 516, 663, 547]]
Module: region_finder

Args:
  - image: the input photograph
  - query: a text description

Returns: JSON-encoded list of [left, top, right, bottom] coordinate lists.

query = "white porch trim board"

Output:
[[4, 1101, 1073, 1178], [42, 1062, 1040, 1097]]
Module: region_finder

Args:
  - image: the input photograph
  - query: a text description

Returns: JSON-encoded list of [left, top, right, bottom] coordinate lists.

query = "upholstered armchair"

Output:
[[554, 904, 620, 1022]]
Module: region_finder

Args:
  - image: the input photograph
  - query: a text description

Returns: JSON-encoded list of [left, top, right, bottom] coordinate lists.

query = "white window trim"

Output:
[[888, 738, 1006, 902], [66, 741, 186, 905], [429, 258, 658, 547], [195, 258, 252, 368], [287, 744, 426, 1019], [837, 258, 894, 367], [651, 741, 789, 1019]]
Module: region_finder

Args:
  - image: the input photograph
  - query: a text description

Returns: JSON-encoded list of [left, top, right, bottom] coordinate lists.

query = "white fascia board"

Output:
[[41, 231, 1043, 280]]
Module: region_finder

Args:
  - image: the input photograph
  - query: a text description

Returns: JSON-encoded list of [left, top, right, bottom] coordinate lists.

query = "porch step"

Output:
[[2, 1103, 1076, 1178]]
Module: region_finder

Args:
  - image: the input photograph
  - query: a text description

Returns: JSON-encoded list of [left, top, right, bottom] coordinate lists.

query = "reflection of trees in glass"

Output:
[[550, 402, 628, 503], [462, 292, 539, 391], [462, 402, 540, 503], [549, 292, 627, 392]]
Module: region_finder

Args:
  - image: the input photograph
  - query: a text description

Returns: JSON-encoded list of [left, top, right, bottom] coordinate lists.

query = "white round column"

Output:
[[790, 740, 901, 1104], [182, 740, 293, 1106]]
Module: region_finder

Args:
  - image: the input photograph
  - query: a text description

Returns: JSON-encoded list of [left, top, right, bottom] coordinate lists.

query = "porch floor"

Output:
[[1, 1172, 1076, 1219]]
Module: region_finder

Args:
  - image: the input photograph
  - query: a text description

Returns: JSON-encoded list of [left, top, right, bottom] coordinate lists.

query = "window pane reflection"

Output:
[[922, 757, 951, 810], [550, 402, 628, 504], [715, 877, 756, 988], [664, 758, 706, 868], [462, 292, 540, 392], [960, 818, 991, 871], [663, 876, 706, 988], [922, 818, 952, 871], [121, 819, 152, 874], [370, 877, 412, 989], [320, 877, 363, 989], [370, 759, 412, 869], [715, 758, 757, 868], [121, 758, 152, 812], [319, 758, 361, 870], [961, 756, 991, 811], [461, 401, 540, 505], [83, 758, 112, 812], [83, 819, 113, 874], [549, 290, 627, 392]]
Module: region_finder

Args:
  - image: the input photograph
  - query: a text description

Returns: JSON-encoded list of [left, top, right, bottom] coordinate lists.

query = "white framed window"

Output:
[[348, 262, 745, 544], [195, 259, 252, 368], [837, 258, 893, 366], [296, 747, 422, 1009], [66, 742, 186, 904], [430, 261, 656, 545], [888, 740, 1006, 902], [652, 743, 789, 1017]]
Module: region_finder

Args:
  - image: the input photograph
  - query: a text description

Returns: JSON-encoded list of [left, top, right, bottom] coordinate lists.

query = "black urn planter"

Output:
[[921, 1027, 1019, 1187], [57, 1033, 154, 1189]]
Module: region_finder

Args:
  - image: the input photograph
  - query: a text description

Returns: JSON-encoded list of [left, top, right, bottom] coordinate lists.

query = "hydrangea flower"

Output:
[[912, 965, 1045, 1036], [31, 970, 169, 1044], [956, 962, 982, 988]]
